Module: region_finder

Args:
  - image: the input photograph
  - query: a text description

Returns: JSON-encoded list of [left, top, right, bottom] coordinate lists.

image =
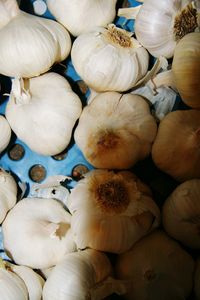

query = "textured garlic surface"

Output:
[[68, 169, 160, 254], [0, 115, 11, 153], [71, 24, 149, 92], [75, 92, 157, 169]]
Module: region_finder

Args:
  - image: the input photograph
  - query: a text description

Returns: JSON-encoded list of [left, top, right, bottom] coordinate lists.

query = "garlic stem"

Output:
[[11, 78, 31, 105], [90, 277, 127, 300], [148, 70, 176, 92], [118, 6, 142, 19], [0, 0, 20, 29]]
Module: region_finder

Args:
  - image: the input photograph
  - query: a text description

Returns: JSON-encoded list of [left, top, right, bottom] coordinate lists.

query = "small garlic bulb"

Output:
[[134, 0, 199, 58], [162, 179, 200, 249], [0, 115, 11, 153], [172, 32, 200, 108], [2, 198, 77, 269], [74, 92, 157, 169], [71, 24, 149, 92], [152, 109, 200, 182], [0, 0, 71, 78], [194, 257, 200, 300], [68, 169, 160, 254], [115, 230, 194, 300], [43, 249, 126, 300], [0, 168, 18, 224], [47, 0, 117, 36], [0, 260, 28, 300], [6, 73, 82, 156]]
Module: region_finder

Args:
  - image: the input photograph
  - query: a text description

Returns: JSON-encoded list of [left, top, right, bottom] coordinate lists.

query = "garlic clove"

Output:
[[0, 168, 18, 224], [6, 73, 82, 156], [0, 115, 11, 153], [74, 91, 157, 169], [2, 198, 77, 269], [67, 169, 160, 254], [71, 24, 149, 92], [162, 179, 200, 249]]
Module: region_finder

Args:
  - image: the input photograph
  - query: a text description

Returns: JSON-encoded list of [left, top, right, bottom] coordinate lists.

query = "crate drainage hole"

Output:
[[29, 164, 47, 183], [72, 164, 89, 181], [8, 144, 25, 161]]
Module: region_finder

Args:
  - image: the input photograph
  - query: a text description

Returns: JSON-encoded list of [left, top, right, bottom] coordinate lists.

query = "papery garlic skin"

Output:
[[0, 263, 28, 300], [2, 198, 77, 269], [43, 249, 126, 300], [162, 179, 200, 249], [68, 169, 160, 254], [6, 73, 82, 156], [172, 32, 200, 108], [0, 0, 71, 78], [152, 110, 200, 182], [71, 24, 149, 92], [115, 230, 194, 300], [74, 92, 157, 169], [47, 0, 117, 37], [135, 0, 199, 58], [0, 115, 11, 153], [0, 168, 18, 224]]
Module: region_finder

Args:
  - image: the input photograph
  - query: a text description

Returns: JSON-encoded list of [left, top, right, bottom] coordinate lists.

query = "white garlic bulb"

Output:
[[135, 0, 199, 58], [0, 258, 44, 300], [0, 0, 71, 78], [68, 169, 160, 254], [43, 249, 126, 300], [6, 73, 82, 156], [0, 115, 11, 153], [71, 24, 149, 92], [47, 0, 117, 37], [2, 198, 77, 269], [74, 92, 157, 169], [162, 179, 200, 249], [115, 230, 194, 300], [0, 168, 18, 224]]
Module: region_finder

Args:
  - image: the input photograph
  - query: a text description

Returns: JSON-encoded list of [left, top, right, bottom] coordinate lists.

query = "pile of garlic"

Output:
[[0, 0, 200, 299]]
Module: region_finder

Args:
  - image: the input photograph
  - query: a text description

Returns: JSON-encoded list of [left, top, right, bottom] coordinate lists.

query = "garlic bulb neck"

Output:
[[173, 2, 198, 41], [104, 25, 134, 48], [11, 78, 31, 105], [0, 0, 20, 29], [95, 179, 130, 214]]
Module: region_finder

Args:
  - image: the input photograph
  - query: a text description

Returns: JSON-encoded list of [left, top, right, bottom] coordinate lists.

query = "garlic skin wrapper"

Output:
[[68, 169, 160, 254], [195, 258, 200, 300], [0, 260, 28, 300], [75, 92, 157, 169], [0, 168, 18, 224], [162, 179, 200, 249], [152, 110, 200, 182], [0, 0, 71, 78], [134, 0, 199, 58], [172, 32, 200, 108], [71, 24, 149, 92], [6, 73, 82, 156], [0, 115, 11, 153], [115, 230, 194, 300], [2, 198, 77, 269], [43, 249, 126, 300], [47, 0, 117, 37]]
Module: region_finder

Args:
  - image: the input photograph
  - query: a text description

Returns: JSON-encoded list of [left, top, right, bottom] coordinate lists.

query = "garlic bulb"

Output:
[[47, 0, 117, 37], [0, 115, 11, 153], [71, 24, 149, 92], [43, 249, 126, 300], [0, 0, 71, 78], [152, 109, 200, 182], [2, 198, 77, 269], [172, 32, 200, 108], [162, 179, 200, 249], [115, 230, 194, 300], [6, 73, 82, 156], [0, 168, 18, 224], [133, 0, 199, 58], [0, 259, 28, 300], [74, 92, 157, 169], [195, 257, 200, 300], [68, 169, 160, 254]]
